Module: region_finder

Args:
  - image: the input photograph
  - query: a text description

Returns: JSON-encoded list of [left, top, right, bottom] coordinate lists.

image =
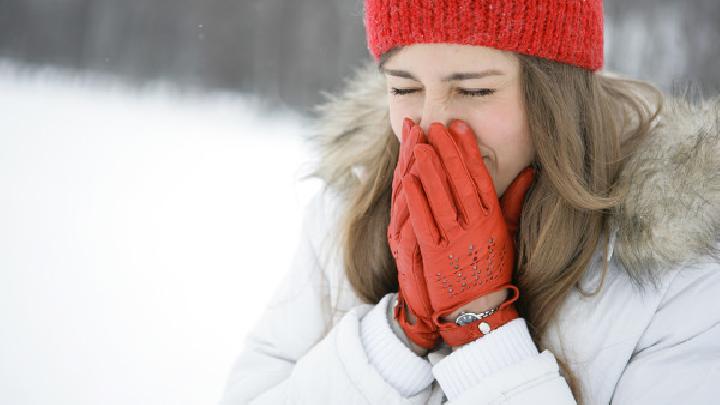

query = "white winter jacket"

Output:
[[219, 62, 720, 405]]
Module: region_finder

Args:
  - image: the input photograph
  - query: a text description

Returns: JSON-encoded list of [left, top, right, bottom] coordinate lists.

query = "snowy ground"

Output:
[[0, 61, 323, 405]]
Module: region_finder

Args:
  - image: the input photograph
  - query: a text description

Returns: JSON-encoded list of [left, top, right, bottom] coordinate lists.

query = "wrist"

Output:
[[440, 287, 509, 323], [435, 285, 521, 350], [402, 304, 430, 356], [407, 336, 430, 356], [387, 296, 429, 357]]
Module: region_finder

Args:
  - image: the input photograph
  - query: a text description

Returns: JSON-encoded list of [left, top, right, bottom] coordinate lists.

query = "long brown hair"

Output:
[[305, 46, 663, 403]]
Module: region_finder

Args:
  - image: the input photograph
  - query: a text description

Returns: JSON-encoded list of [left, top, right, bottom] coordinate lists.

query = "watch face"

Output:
[[456, 313, 479, 325]]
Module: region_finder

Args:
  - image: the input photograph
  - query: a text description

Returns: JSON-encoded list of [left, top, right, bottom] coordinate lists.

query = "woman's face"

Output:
[[382, 43, 535, 197]]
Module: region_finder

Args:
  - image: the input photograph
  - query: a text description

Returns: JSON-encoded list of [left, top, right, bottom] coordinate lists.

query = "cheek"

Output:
[[486, 119, 530, 157], [463, 115, 524, 161], [465, 109, 532, 195], [388, 93, 425, 141], [391, 117, 402, 142], [389, 106, 414, 142]]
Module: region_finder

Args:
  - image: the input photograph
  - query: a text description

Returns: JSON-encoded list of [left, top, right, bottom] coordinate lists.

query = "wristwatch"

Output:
[[435, 285, 520, 346], [454, 305, 500, 325]]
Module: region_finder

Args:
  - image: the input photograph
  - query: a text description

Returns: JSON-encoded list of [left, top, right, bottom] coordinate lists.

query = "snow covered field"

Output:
[[0, 62, 323, 405]]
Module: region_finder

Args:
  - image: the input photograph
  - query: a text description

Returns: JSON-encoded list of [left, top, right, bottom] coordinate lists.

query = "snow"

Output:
[[0, 61, 323, 405]]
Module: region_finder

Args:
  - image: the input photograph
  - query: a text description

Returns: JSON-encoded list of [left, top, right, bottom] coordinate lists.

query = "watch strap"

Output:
[[435, 284, 520, 347]]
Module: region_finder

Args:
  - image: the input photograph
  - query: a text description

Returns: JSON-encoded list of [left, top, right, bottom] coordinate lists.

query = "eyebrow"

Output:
[[380, 68, 504, 82]]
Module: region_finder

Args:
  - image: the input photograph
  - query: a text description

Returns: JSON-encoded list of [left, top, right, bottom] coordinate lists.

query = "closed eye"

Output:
[[390, 88, 496, 97]]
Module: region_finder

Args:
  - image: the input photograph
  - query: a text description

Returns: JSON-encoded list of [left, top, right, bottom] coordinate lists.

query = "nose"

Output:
[[418, 97, 453, 135]]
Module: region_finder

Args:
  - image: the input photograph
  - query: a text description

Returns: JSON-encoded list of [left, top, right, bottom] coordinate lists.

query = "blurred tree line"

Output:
[[0, 0, 718, 113]]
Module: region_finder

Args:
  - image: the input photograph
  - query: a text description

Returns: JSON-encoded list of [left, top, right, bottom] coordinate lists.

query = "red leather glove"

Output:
[[387, 117, 440, 350], [402, 119, 535, 347]]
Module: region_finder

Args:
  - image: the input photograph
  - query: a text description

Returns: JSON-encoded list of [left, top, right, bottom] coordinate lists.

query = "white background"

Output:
[[0, 62, 322, 405]]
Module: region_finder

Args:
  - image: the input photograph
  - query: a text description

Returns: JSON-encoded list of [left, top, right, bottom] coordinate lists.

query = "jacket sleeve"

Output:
[[218, 189, 435, 405], [428, 257, 720, 404], [610, 258, 720, 403], [431, 318, 577, 404]]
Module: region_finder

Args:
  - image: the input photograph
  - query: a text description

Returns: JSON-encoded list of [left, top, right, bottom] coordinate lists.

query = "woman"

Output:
[[220, 1, 720, 404]]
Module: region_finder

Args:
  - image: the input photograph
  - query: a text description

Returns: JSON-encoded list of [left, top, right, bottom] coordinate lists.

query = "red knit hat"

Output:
[[363, 0, 604, 71]]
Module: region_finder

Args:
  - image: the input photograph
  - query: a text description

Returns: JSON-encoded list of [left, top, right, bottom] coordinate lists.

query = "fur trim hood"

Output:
[[307, 60, 720, 284]]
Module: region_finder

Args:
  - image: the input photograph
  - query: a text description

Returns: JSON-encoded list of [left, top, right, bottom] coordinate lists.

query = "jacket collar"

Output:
[[309, 60, 720, 281]]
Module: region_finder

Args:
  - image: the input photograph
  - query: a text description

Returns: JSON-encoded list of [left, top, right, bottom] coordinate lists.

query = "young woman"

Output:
[[220, 1, 720, 404]]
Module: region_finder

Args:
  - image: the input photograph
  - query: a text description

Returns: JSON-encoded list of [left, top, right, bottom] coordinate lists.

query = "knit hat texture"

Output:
[[363, 0, 604, 71]]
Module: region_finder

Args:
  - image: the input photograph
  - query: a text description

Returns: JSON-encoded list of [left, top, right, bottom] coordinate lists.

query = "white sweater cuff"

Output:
[[432, 317, 539, 402], [360, 293, 434, 397]]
